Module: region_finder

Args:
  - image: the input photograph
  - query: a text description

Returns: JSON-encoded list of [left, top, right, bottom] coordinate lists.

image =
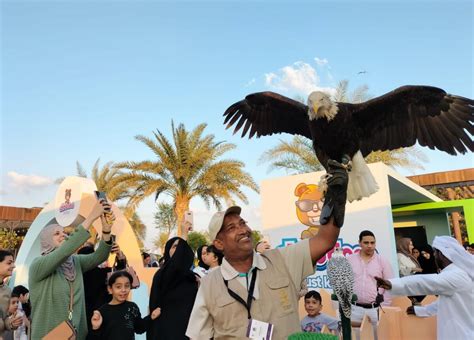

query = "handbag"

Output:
[[43, 282, 77, 340], [107, 257, 140, 289]]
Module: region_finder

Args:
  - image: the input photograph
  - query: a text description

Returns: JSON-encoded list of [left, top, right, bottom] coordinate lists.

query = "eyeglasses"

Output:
[[295, 199, 324, 212]]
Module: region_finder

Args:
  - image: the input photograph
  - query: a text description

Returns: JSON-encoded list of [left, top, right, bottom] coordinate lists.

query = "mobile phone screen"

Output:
[[184, 211, 193, 230]]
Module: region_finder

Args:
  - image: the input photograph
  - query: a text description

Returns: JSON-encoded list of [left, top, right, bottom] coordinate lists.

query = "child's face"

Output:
[[8, 297, 19, 315], [204, 252, 217, 266], [20, 293, 29, 304], [0, 256, 15, 278], [108, 277, 131, 303], [304, 297, 322, 317]]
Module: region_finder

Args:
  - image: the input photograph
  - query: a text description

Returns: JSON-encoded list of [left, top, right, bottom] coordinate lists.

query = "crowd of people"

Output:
[[0, 162, 472, 340]]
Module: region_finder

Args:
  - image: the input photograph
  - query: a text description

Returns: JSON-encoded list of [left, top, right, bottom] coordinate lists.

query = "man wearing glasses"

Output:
[[186, 161, 349, 339]]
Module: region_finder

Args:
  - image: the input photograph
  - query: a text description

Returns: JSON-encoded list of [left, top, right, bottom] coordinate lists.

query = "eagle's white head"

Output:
[[307, 91, 338, 121]]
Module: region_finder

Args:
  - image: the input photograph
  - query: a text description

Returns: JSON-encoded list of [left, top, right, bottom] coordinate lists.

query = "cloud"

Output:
[[264, 61, 336, 97], [0, 189, 6, 195], [244, 78, 256, 87], [7, 171, 54, 191], [314, 57, 328, 66]]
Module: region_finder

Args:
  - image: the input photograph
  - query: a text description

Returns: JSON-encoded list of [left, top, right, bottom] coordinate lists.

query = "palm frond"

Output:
[[76, 161, 88, 178]]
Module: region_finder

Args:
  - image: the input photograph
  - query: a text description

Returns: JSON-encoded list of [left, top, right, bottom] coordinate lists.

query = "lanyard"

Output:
[[224, 267, 258, 319]]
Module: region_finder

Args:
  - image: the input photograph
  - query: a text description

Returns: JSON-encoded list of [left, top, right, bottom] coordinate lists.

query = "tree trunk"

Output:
[[174, 196, 190, 237], [447, 189, 462, 244]]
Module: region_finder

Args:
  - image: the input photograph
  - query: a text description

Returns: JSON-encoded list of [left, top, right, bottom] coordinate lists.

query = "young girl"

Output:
[[91, 271, 161, 340], [9, 292, 28, 340], [0, 250, 22, 337], [205, 245, 223, 271]]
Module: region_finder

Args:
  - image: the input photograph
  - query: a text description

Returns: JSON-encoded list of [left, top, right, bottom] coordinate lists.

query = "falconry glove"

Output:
[[319, 159, 349, 227]]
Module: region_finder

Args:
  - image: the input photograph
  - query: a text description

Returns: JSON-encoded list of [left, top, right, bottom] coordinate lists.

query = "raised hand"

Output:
[[151, 307, 161, 320], [10, 313, 23, 329], [181, 221, 193, 241], [91, 310, 103, 330], [374, 276, 392, 290], [83, 199, 107, 230], [111, 243, 126, 260]]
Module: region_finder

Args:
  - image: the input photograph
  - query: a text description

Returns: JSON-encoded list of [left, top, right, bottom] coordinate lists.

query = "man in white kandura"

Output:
[[376, 235, 474, 340]]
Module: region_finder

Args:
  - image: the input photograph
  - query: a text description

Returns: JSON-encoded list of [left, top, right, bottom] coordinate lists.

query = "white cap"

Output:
[[208, 206, 242, 241]]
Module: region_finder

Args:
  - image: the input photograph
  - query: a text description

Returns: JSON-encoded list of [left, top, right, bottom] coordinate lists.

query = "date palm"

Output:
[[58, 159, 132, 203], [117, 122, 258, 236]]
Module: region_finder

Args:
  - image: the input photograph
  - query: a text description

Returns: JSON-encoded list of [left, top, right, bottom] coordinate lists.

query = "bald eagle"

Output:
[[223, 86, 473, 201]]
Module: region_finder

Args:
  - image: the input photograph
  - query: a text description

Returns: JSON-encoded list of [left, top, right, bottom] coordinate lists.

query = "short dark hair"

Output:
[[107, 271, 133, 287], [0, 250, 13, 263], [206, 245, 224, 265], [10, 291, 20, 299], [142, 252, 150, 259], [12, 285, 29, 296], [304, 290, 322, 303], [359, 230, 375, 242]]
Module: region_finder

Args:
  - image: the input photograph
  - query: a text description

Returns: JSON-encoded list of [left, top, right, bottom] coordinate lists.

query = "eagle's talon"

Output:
[[341, 155, 352, 172], [343, 161, 352, 172], [318, 173, 333, 194]]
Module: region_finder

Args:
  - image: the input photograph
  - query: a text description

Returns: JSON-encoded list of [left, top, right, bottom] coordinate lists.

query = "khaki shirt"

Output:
[[186, 239, 313, 339]]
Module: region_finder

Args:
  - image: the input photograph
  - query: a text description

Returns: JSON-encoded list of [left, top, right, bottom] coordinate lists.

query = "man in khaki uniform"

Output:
[[186, 162, 348, 339]]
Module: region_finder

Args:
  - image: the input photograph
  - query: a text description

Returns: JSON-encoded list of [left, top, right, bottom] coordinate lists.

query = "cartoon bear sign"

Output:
[[294, 183, 324, 239]]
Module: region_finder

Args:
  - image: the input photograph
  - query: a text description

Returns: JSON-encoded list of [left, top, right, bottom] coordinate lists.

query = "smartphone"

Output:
[[94, 191, 111, 212], [184, 211, 193, 231]]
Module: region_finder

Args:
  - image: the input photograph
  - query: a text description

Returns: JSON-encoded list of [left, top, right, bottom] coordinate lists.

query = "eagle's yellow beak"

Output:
[[312, 103, 319, 114]]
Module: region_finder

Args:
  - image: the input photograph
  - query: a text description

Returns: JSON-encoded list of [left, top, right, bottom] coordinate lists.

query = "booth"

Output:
[[260, 162, 449, 290]]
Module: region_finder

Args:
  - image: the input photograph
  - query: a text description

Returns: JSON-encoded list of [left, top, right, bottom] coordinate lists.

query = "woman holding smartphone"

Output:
[[28, 198, 115, 339]]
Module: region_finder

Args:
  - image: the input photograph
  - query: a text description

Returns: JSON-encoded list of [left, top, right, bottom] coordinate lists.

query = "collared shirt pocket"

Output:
[[266, 277, 294, 316]]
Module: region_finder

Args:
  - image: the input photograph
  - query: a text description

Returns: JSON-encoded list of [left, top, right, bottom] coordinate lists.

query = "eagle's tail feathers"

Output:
[[347, 151, 379, 202]]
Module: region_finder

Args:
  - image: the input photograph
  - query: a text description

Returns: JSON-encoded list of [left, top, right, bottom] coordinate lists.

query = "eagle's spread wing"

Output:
[[223, 92, 312, 139], [350, 86, 474, 156]]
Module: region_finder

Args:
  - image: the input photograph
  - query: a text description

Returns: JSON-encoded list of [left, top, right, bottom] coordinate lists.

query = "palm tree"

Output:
[[260, 81, 427, 174], [259, 136, 325, 174], [154, 202, 177, 236], [117, 122, 259, 236], [127, 211, 146, 249], [58, 159, 132, 203]]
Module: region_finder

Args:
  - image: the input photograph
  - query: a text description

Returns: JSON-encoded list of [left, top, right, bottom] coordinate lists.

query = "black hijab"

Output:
[[418, 244, 438, 274], [149, 237, 196, 309], [196, 245, 210, 270]]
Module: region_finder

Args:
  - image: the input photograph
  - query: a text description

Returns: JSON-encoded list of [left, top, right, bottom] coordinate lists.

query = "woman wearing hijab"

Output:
[[28, 199, 115, 340], [148, 223, 197, 340], [376, 236, 474, 340], [396, 237, 422, 277], [192, 245, 209, 278], [418, 244, 438, 274]]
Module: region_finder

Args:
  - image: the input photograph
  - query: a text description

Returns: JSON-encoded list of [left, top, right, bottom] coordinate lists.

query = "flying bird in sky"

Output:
[[223, 86, 473, 201]]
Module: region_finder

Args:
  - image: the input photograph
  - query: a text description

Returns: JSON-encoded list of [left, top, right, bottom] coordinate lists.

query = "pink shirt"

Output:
[[347, 252, 394, 305]]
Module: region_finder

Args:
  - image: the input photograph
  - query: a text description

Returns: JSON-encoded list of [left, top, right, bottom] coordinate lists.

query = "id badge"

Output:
[[246, 319, 274, 340]]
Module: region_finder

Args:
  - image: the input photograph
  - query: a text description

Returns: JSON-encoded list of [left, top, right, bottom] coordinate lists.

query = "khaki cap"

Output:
[[208, 206, 242, 241]]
